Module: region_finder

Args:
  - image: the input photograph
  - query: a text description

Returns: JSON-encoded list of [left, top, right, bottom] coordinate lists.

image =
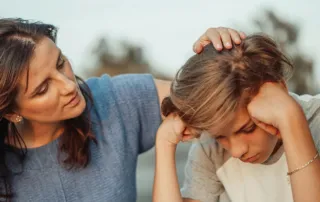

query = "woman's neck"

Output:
[[8, 120, 64, 148]]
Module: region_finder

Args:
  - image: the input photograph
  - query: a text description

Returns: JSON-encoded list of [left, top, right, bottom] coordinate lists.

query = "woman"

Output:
[[0, 18, 244, 201], [153, 34, 320, 202]]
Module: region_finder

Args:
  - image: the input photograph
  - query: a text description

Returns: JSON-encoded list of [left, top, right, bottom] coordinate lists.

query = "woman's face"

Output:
[[13, 37, 86, 124], [209, 106, 280, 164]]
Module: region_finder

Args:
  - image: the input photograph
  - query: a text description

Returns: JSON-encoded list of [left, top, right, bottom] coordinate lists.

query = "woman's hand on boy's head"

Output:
[[193, 27, 246, 53], [156, 114, 195, 146], [247, 82, 301, 134]]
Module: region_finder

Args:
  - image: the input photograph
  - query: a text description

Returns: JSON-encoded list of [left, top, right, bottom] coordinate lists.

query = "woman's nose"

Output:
[[60, 75, 77, 95]]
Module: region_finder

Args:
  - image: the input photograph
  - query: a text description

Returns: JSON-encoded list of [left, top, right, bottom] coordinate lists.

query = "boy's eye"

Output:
[[216, 136, 225, 140], [243, 124, 257, 134]]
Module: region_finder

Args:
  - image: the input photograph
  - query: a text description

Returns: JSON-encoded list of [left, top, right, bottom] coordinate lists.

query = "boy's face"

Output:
[[209, 106, 280, 164]]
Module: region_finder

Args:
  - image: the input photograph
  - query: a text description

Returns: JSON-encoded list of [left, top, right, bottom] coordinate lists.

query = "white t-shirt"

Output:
[[180, 93, 320, 202]]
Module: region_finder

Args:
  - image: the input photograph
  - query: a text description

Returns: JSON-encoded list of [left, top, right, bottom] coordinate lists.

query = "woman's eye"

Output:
[[57, 55, 65, 69], [37, 84, 48, 95]]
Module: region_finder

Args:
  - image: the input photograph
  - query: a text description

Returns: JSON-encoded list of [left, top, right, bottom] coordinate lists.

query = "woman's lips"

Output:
[[65, 92, 80, 107]]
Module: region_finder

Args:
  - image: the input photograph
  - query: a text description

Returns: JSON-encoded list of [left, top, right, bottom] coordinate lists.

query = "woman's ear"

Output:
[[3, 113, 23, 123]]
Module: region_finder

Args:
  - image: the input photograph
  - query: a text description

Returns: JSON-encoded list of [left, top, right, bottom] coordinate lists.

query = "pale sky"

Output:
[[1, 0, 320, 80]]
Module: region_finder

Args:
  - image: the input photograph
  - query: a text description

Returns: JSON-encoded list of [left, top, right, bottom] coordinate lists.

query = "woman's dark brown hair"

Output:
[[162, 34, 293, 135], [0, 18, 96, 201]]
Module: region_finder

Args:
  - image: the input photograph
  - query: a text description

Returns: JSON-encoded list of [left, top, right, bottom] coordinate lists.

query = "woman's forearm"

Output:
[[280, 107, 320, 202], [153, 140, 183, 202]]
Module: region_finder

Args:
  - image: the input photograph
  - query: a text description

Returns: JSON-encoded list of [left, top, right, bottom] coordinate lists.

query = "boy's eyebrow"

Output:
[[234, 118, 252, 134]]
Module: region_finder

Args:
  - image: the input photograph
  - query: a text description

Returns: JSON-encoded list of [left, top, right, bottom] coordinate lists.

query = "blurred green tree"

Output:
[[252, 10, 318, 94], [86, 37, 170, 80], [87, 10, 319, 94]]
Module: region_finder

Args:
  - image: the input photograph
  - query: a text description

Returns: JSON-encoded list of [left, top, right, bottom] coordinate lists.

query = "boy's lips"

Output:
[[242, 154, 259, 163]]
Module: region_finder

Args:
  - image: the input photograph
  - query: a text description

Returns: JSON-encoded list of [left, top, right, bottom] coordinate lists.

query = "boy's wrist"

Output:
[[156, 137, 178, 150]]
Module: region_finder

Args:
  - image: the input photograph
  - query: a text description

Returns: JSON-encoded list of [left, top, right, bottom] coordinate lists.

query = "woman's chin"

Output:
[[65, 98, 87, 120]]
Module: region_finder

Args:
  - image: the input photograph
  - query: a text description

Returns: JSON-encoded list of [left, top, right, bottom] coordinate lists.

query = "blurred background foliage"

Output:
[[88, 10, 318, 95]]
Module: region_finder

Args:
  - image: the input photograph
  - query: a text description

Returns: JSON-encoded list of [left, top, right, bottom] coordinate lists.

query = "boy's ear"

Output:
[[183, 127, 201, 138], [183, 128, 193, 135]]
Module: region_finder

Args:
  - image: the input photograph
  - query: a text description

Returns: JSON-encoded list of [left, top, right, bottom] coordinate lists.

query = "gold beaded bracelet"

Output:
[[286, 153, 319, 185], [287, 153, 319, 176]]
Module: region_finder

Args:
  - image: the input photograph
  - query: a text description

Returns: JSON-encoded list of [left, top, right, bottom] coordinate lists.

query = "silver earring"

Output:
[[15, 116, 23, 123]]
